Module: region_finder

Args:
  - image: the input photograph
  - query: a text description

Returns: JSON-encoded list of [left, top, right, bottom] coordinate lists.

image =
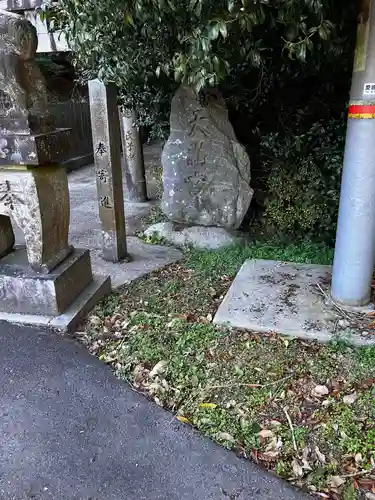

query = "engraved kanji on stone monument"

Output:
[[119, 108, 147, 202], [89, 80, 128, 262]]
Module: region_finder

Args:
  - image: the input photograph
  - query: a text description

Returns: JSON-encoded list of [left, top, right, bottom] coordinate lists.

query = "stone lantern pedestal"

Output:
[[0, 10, 111, 331]]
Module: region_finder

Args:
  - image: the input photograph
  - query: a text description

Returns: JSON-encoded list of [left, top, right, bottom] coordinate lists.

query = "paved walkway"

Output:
[[13, 142, 182, 288], [0, 323, 309, 500]]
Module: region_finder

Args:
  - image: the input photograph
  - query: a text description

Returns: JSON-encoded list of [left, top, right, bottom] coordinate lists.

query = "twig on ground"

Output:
[[170, 375, 294, 424], [210, 382, 262, 390], [169, 388, 201, 424], [283, 406, 298, 452], [265, 375, 293, 387], [316, 283, 354, 320], [122, 376, 144, 396], [210, 375, 293, 391], [340, 467, 375, 479]]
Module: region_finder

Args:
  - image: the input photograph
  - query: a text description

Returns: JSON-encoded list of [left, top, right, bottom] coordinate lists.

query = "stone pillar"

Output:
[[88, 80, 128, 262], [119, 108, 147, 202], [331, 0, 375, 306], [0, 166, 71, 273], [0, 10, 110, 329]]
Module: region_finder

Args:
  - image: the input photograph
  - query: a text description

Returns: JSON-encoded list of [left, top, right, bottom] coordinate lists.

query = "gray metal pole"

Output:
[[331, 0, 375, 306]]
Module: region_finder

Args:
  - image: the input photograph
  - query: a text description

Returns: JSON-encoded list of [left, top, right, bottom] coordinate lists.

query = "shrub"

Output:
[[42, 0, 353, 134], [261, 118, 346, 243]]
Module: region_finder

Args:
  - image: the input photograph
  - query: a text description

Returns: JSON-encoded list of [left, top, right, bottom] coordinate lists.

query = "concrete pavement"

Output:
[[13, 141, 182, 289], [0, 323, 309, 500]]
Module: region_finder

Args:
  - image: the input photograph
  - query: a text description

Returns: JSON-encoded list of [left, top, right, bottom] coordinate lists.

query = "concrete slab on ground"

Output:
[[0, 322, 309, 500], [214, 259, 375, 346]]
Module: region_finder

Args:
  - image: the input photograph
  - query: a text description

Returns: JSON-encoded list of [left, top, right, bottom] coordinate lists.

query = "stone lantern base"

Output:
[[0, 247, 111, 332], [0, 248, 93, 315]]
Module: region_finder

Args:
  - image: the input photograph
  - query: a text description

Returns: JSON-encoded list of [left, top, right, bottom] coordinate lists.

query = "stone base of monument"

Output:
[[214, 259, 375, 347], [144, 222, 244, 250], [0, 247, 111, 332]]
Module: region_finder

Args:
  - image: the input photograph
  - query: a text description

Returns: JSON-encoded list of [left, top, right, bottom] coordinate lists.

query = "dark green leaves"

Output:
[[40, 0, 346, 141], [43, 0, 338, 93]]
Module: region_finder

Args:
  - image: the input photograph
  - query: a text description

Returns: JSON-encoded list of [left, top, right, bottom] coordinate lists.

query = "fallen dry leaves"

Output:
[[79, 261, 375, 500]]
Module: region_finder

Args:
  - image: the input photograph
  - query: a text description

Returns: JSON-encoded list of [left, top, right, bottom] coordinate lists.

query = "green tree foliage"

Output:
[[42, 0, 347, 129], [42, 0, 356, 241], [261, 119, 346, 242]]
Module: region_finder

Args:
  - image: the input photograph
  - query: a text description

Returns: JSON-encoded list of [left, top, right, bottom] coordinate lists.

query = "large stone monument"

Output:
[[162, 86, 253, 230], [0, 10, 110, 330]]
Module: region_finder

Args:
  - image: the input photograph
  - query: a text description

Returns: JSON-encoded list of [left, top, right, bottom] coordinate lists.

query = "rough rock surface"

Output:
[[162, 86, 253, 229], [144, 222, 239, 250]]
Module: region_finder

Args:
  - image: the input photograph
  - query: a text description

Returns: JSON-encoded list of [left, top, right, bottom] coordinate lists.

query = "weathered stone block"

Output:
[[0, 166, 71, 273], [212, 260, 375, 345], [144, 222, 240, 250], [0, 129, 72, 166], [0, 11, 52, 133], [162, 86, 253, 230], [0, 248, 93, 315], [0, 11, 72, 165]]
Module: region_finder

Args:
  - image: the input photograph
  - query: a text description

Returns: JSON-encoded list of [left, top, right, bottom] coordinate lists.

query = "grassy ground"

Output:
[[78, 241, 375, 500]]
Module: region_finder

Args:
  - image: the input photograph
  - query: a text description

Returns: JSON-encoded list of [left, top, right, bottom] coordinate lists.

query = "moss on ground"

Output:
[[78, 242, 375, 500]]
